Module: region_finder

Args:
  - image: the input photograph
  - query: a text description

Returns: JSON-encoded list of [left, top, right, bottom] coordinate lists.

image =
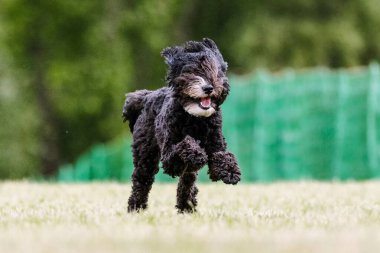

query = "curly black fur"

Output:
[[123, 38, 241, 213], [176, 172, 199, 213], [208, 151, 241, 185]]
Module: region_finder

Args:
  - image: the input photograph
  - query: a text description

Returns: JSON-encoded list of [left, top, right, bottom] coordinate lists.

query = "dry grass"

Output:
[[1, 181, 380, 253]]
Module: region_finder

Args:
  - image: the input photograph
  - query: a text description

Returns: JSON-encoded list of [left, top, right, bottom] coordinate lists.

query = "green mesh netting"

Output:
[[57, 63, 380, 182]]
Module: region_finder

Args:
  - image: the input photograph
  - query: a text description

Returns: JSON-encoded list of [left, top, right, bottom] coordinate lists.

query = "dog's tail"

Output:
[[122, 89, 151, 133]]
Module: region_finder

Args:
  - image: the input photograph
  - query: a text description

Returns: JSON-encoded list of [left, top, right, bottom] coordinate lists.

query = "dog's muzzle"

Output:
[[202, 85, 213, 95]]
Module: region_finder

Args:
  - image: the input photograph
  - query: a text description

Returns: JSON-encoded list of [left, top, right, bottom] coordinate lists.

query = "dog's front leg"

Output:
[[161, 135, 208, 176], [175, 135, 208, 169], [206, 123, 241, 185], [208, 151, 241, 185]]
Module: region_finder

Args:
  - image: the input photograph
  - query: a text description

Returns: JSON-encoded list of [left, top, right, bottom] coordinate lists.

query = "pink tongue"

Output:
[[200, 97, 211, 108]]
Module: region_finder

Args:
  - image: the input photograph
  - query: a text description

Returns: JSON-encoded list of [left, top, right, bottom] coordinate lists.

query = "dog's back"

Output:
[[123, 87, 171, 133], [122, 89, 152, 132]]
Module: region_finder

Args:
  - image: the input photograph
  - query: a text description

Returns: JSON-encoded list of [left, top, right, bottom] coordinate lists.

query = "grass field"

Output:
[[1, 181, 380, 253]]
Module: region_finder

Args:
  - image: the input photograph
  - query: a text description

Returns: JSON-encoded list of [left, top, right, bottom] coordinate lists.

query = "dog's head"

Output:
[[161, 38, 229, 117]]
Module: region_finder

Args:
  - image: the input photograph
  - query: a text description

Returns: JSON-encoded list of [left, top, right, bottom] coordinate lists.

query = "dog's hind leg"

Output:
[[128, 126, 160, 212], [176, 171, 199, 213]]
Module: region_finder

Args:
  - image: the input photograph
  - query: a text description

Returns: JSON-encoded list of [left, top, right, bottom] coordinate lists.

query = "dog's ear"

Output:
[[161, 46, 180, 66], [202, 38, 228, 73], [202, 38, 219, 51]]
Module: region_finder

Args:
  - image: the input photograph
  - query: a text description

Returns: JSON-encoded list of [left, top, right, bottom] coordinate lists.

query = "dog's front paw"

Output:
[[219, 168, 241, 185], [208, 151, 241, 185], [175, 135, 208, 169]]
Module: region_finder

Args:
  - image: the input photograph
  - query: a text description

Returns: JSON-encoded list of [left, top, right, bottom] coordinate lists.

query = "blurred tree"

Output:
[[178, 0, 380, 72], [120, 0, 182, 89], [1, 0, 130, 175], [1, 0, 380, 178], [0, 51, 40, 178]]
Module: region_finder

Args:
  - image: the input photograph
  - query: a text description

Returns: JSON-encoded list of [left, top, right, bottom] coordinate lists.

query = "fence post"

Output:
[[333, 70, 349, 179], [368, 63, 380, 177]]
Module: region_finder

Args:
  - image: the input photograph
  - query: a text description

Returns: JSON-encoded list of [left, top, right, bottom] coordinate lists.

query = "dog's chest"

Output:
[[180, 116, 210, 144]]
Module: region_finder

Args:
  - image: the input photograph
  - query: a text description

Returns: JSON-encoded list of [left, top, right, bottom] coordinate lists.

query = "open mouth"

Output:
[[199, 97, 212, 109]]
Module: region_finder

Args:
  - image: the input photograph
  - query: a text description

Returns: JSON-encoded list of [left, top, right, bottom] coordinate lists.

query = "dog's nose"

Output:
[[202, 85, 213, 94]]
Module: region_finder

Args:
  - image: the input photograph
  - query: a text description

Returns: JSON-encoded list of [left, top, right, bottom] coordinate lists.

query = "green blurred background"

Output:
[[1, 0, 380, 181]]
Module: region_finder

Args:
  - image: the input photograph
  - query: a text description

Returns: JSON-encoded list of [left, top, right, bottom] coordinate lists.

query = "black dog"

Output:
[[123, 38, 241, 213]]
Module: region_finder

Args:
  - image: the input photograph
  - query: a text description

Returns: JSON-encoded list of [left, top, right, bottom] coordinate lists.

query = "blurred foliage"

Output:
[[185, 0, 380, 72], [0, 0, 380, 178], [0, 53, 39, 178]]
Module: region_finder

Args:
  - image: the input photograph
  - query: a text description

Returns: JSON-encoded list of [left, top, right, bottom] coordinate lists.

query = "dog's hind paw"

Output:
[[208, 151, 241, 185], [127, 203, 147, 213]]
